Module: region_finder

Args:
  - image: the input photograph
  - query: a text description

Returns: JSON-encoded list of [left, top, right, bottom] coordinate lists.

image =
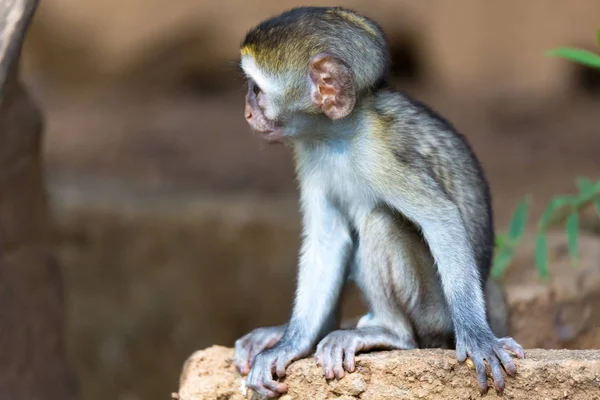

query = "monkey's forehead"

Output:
[[240, 55, 282, 94], [240, 45, 316, 75], [240, 6, 382, 72]]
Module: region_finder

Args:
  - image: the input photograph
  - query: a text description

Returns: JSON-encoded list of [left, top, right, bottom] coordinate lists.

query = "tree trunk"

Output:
[[0, 0, 78, 398]]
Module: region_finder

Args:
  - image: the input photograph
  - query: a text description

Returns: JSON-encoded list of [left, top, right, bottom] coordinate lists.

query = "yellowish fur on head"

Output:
[[240, 46, 253, 57], [327, 9, 377, 36]]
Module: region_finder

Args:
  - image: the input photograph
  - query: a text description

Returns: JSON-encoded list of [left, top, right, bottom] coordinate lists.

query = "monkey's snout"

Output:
[[245, 105, 253, 120]]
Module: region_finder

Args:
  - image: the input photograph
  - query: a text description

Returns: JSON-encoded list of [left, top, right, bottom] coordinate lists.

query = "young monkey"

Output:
[[235, 6, 524, 398]]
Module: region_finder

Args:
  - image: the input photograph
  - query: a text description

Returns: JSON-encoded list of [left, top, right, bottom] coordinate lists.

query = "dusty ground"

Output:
[[177, 346, 600, 400]]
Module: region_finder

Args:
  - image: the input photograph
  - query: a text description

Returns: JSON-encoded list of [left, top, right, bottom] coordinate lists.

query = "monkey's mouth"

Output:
[[253, 127, 285, 143], [244, 102, 284, 142]]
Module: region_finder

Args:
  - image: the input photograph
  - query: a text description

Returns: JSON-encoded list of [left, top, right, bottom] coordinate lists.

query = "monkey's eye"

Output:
[[251, 80, 262, 96]]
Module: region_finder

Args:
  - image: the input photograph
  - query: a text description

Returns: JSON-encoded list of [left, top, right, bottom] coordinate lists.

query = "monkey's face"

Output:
[[241, 53, 357, 144], [241, 55, 291, 143]]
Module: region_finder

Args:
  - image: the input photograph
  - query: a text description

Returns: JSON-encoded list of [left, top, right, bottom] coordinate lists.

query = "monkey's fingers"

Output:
[[316, 340, 348, 379], [248, 379, 287, 398], [487, 356, 505, 393], [499, 337, 525, 359], [247, 370, 288, 397], [343, 346, 357, 373], [264, 378, 288, 395], [275, 355, 290, 378], [472, 355, 489, 394], [234, 342, 253, 375], [319, 344, 337, 379], [246, 350, 290, 398], [456, 345, 467, 363], [250, 387, 279, 399], [332, 345, 345, 379], [494, 348, 517, 377]]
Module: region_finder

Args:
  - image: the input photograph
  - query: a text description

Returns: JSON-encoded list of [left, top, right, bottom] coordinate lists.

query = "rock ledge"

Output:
[[177, 346, 600, 400]]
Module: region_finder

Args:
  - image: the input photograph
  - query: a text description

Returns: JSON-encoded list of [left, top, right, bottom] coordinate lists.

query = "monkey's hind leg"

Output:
[[316, 208, 434, 379], [315, 318, 416, 379]]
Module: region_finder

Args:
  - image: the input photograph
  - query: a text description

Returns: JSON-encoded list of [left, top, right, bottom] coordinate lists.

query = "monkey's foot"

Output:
[[315, 327, 417, 379], [245, 343, 309, 398], [456, 334, 525, 394], [234, 325, 286, 376]]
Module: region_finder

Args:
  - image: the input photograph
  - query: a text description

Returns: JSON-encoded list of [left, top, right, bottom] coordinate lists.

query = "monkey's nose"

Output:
[[245, 105, 253, 120]]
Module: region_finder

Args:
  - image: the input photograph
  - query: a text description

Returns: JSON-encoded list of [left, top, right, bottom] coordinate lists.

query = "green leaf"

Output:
[[495, 233, 508, 248], [575, 177, 600, 199], [547, 48, 600, 69], [538, 195, 574, 229], [594, 199, 600, 218], [566, 212, 579, 267], [507, 197, 530, 241], [491, 247, 514, 279], [535, 233, 549, 279], [576, 177, 594, 193], [597, 28, 600, 48]]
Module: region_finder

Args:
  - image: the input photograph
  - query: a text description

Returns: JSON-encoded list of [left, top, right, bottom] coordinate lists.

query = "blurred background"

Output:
[[15, 0, 600, 399]]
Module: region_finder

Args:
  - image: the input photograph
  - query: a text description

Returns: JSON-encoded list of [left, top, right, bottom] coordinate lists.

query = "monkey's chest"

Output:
[[314, 154, 377, 225]]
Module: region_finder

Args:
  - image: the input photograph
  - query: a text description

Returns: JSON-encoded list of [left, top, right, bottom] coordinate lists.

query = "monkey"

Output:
[[234, 6, 524, 398]]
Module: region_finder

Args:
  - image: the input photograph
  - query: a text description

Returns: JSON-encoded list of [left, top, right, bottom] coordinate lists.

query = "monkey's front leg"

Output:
[[419, 208, 525, 394], [245, 197, 353, 398]]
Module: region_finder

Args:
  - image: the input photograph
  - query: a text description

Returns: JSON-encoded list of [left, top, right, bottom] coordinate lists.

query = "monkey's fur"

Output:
[[235, 6, 524, 398]]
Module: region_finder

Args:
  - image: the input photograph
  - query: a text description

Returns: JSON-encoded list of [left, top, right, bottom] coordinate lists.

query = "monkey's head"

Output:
[[240, 7, 389, 143]]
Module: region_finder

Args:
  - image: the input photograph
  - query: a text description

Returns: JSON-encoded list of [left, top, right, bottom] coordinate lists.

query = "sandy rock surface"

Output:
[[177, 346, 600, 400]]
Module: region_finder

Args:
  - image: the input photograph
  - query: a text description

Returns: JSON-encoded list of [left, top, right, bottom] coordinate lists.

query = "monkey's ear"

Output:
[[309, 53, 356, 120]]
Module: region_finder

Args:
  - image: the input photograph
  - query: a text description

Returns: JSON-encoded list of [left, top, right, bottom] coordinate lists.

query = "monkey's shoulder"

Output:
[[363, 90, 491, 206], [369, 90, 478, 165], [372, 90, 457, 138]]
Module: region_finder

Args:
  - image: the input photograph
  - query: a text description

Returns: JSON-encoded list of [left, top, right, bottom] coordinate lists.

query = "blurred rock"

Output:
[[502, 232, 600, 350], [177, 346, 600, 400]]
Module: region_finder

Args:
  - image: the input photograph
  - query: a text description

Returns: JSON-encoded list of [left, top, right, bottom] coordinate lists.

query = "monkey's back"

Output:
[[369, 90, 495, 281]]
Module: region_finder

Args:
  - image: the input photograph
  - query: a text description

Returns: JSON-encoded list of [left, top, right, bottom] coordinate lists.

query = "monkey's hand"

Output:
[[457, 333, 525, 394], [245, 343, 309, 398], [234, 325, 286, 375]]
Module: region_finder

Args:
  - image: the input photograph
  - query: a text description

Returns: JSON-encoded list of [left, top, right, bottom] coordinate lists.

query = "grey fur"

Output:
[[237, 7, 523, 398]]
